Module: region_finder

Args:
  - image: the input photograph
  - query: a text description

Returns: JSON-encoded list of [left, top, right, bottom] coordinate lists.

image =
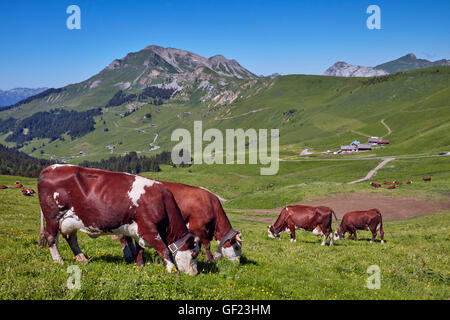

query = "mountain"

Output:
[[0, 44, 448, 163], [324, 62, 388, 77], [0, 45, 262, 120], [375, 53, 450, 74], [325, 53, 450, 77], [0, 87, 48, 107]]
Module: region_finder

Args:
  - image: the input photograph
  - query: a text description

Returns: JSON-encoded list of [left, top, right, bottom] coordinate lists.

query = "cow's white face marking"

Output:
[[312, 227, 324, 236], [127, 175, 159, 207], [186, 223, 190, 229], [222, 243, 241, 262], [174, 250, 198, 275]]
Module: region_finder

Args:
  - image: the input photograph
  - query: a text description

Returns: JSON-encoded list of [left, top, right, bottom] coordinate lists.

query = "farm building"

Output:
[[357, 144, 372, 151], [340, 145, 357, 153], [105, 145, 116, 150], [378, 140, 390, 144], [368, 136, 380, 144]]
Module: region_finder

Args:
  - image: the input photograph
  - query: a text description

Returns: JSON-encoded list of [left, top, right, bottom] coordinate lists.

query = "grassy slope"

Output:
[[0, 171, 448, 299], [1, 67, 449, 162]]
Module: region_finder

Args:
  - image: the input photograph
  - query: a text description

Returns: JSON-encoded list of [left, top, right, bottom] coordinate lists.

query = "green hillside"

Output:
[[0, 65, 449, 163]]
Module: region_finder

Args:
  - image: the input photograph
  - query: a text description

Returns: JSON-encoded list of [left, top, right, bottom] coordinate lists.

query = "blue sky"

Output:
[[1, 0, 449, 89]]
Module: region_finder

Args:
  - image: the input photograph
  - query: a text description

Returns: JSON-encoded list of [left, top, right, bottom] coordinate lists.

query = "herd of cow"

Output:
[[4, 164, 387, 276], [370, 177, 431, 189], [0, 181, 35, 196]]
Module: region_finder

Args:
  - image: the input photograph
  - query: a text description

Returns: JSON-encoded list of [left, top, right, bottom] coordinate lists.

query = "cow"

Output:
[[333, 209, 384, 243], [267, 205, 337, 246], [119, 181, 242, 263], [14, 181, 23, 188], [406, 181, 412, 184], [370, 182, 381, 188], [37, 164, 199, 275], [387, 185, 396, 189], [383, 181, 392, 185], [394, 181, 402, 185], [423, 177, 431, 182], [0, 185, 7, 189], [22, 187, 35, 196]]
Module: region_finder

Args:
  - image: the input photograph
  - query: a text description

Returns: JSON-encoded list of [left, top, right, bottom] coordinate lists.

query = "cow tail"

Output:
[[331, 209, 338, 222], [38, 209, 47, 248]]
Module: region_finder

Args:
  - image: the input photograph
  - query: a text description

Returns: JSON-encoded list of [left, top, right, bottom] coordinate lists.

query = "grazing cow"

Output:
[[423, 177, 431, 182], [394, 181, 402, 185], [13, 181, 23, 188], [334, 209, 384, 243], [268, 205, 337, 246], [22, 187, 34, 196], [0, 185, 7, 189], [383, 181, 392, 185], [387, 185, 396, 189], [37, 164, 199, 275], [406, 181, 412, 184], [370, 182, 381, 188], [119, 181, 242, 263]]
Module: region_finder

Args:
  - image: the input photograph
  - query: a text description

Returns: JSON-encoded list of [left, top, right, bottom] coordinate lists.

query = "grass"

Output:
[[0, 155, 449, 299]]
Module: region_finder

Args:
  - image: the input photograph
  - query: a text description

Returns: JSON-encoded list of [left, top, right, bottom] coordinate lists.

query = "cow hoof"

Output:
[[381, 240, 385, 244], [53, 258, 64, 265], [290, 239, 296, 242], [75, 253, 89, 264]]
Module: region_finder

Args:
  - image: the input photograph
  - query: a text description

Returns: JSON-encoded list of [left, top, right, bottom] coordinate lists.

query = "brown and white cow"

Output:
[[333, 209, 384, 243], [37, 164, 199, 275], [268, 205, 337, 246], [119, 181, 242, 263]]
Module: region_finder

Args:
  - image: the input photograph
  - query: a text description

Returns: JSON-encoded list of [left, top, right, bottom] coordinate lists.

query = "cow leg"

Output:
[[118, 235, 137, 263], [378, 222, 385, 243], [289, 224, 296, 242], [138, 231, 176, 273], [43, 211, 64, 264], [321, 234, 327, 246], [328, 231, 334, 246], [48, 233, 64, 264], [65, 233, 88, 263], [135, 241, 145, 267], [195, 230, 212, 261]]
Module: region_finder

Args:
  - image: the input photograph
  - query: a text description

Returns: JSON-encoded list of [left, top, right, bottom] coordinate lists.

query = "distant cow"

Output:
[[119, 180, 242, 263], [423, 177, 431, 182], [370, 182, 381, 188], [383, 181, 392, 185], [387, 185, 396, 189], [394, 181, 402, 185], [406, 181, 412, 184], [268, 205, 337, 246], [37, 164, 199, 275], [334, 209, 384, 243], [0, 185, 7, 189], [22, 188, 35, 196], [13, 181, 23, 188]]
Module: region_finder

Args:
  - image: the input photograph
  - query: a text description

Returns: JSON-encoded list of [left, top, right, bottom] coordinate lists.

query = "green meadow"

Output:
[[0, 155, 449, 300]]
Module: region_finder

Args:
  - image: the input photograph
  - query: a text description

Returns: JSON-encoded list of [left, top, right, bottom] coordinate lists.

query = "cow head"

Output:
[[220, 231, 243, 262], [267, 225, 280, 239], [333, 228, 345, 241], [173, 235, 199, 275]]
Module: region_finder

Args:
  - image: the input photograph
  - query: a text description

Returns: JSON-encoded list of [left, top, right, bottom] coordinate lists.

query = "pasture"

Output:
[[0, 157, 449, 300]]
